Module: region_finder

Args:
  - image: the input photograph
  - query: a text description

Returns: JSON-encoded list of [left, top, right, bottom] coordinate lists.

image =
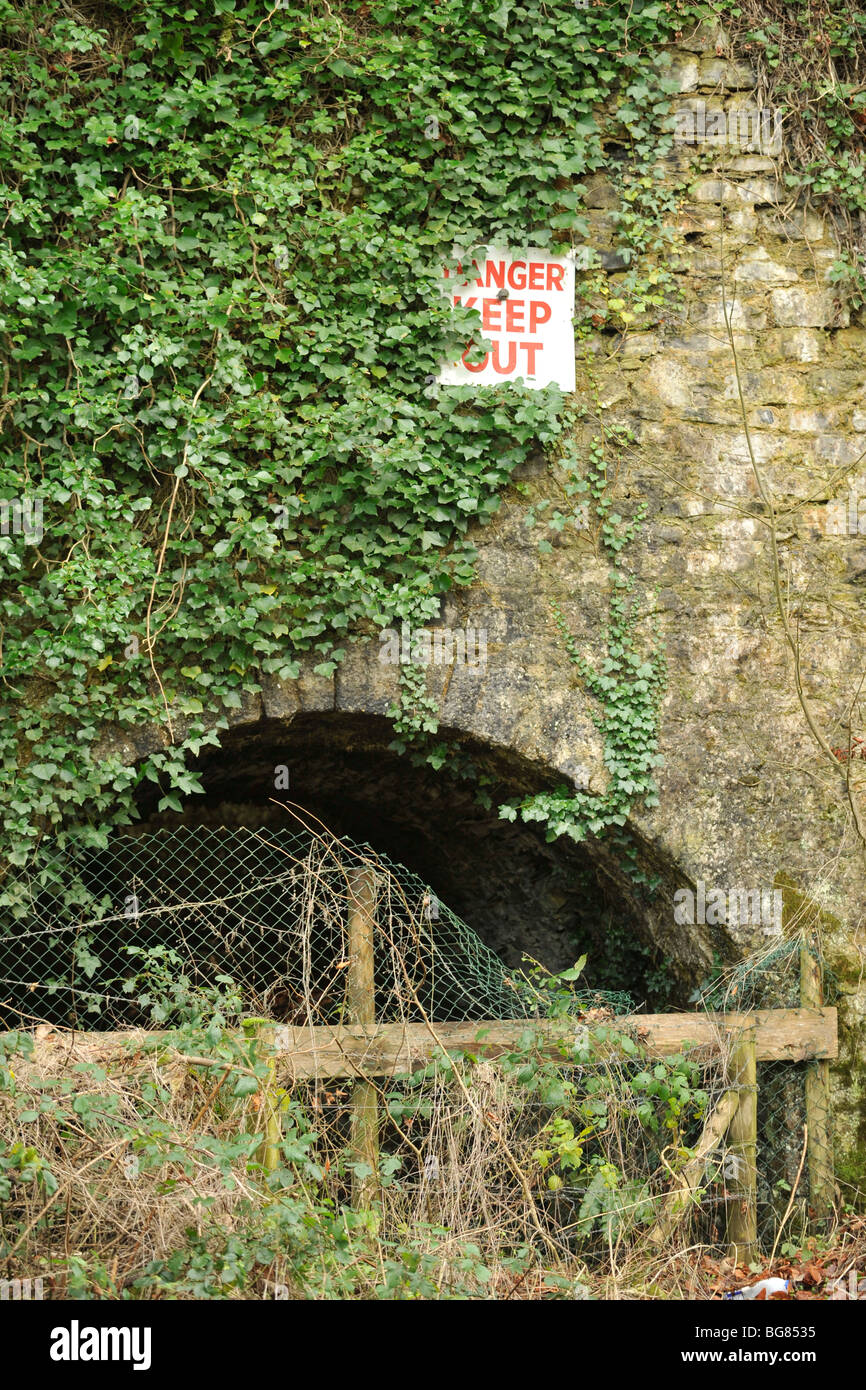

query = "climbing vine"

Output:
[[722, 0, 866, 309], [502, 417, 667, 844], [0, 0, 707, 877]]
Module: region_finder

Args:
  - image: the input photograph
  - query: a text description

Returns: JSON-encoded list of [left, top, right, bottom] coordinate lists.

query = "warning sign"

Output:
[[439, 247, 575, 391]]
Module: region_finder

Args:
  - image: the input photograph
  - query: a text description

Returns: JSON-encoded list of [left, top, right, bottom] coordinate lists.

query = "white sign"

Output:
[[439, 247, 575, 391]]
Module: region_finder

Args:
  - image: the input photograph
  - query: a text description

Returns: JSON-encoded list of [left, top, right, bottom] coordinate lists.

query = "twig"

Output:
[[143, 358, 217, 739], [768, 1122, 809, 1265]]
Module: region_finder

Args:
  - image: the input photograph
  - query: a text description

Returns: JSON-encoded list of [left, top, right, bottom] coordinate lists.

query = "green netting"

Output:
[[569, 988, 635, 1015], [0, 824, 634, 1030]]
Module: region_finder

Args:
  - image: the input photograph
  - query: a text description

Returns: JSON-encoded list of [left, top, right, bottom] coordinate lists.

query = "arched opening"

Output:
[[123, 711, 731, 1011]]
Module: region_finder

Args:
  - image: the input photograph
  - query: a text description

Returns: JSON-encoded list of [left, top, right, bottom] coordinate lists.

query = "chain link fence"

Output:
[[0, 825, 833, 1254], [0, 824, 545, 1029], [697, 938, 836, 1245]]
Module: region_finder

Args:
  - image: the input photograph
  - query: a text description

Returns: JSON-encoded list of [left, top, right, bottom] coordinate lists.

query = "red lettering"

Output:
[[505, 299, 525, 331], [529, 301, 552, 332], [528, 263, 545, 290], [491, 340, 517, 374], [485, 260, 506, 289], [546, 265, 565, 291], [507, 261, 527, 290], [520, 341, 542, 375], [482, 299, 502, 331]]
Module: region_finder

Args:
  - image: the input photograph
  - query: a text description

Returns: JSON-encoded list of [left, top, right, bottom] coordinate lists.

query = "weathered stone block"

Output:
[[260, 672, 303, 719], [770, 287, 849, 328], [698, 56, 756, 88], [668, 55, 700, 92], [798, 407, 844, 433], [581, 174, 619, 209], [296, 671, 335, 712], [734, 254, 798, 284], [760, 328, 822, 363], [689, 296, 766, 332], [676, 21, 730, 53], [725, 155, 778, 173]]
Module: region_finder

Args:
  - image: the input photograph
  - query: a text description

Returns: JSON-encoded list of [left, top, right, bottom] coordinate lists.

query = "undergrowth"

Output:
[[0, 962, 731, 1301]]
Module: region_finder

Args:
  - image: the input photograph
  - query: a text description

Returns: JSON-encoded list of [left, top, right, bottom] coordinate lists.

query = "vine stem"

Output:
[[720, 240, 866, 846], [768, 1123, 809, 1266], [143, 359, 217, 742]]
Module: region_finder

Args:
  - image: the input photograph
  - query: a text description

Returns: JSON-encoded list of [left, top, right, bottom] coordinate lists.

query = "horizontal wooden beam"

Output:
[[254, 1006, 836, 1080], [26, 1007, 836, 1081], [628, 1007, 837, 1063]]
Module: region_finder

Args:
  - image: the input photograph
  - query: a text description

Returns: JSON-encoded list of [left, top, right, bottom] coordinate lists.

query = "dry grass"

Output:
[[0, 1015, 741, 1300], [0, 826, 844, 1300]]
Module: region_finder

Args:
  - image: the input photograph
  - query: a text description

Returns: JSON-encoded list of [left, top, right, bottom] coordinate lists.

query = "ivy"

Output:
[[725, 0, 866, 310], [501, 418, 667, 843], [0, 0, 703, 875]]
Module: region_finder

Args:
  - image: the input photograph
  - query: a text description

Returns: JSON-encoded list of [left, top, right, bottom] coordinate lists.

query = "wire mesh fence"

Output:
[[0, 823, 834, 1259], [696, 938, 836, 1245], [2, 1017, 732, 1297], [0, 823, 546, 1030]]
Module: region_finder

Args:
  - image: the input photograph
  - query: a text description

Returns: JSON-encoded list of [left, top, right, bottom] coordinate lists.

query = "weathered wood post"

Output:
[[260, 1049, 285, 1175], [646, 1086, 740, 1248], [347, 865, 379, 1211], [241, 1016, 285, 1175], [726, 1019, 758, 1263], [800, 938, 834, 1220]]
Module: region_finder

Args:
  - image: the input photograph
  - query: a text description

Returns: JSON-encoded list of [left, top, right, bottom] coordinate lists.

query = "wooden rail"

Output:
[[77, 1006, 836, 1080], [252, 1006, 837, 1080], [7, 861, 842, 1244], [21, 1002, 838, 1243]]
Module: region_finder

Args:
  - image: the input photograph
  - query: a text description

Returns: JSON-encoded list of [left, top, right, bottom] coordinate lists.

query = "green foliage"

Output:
[[519, 1000, 707, 1238], [523, 953, 589, 1019], [0, 960, 715, 1297], [828, 250, 866, 314], [0, 0, 703, 873], [502, 420, 667, 843], [570, 902, 679, 1009], [122, 944, 245, 1026], [729, 0, 866, 308]]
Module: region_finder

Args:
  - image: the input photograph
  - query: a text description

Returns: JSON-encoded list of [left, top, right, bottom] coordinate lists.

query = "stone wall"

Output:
[[101, 24, 866, 1182]]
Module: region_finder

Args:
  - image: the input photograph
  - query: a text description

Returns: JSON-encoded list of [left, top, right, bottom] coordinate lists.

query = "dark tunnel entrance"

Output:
[[125, 711, 721, 1011]]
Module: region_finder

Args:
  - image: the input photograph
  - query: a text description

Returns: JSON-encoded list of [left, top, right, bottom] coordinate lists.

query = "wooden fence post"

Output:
[[347, 866, 379, 1211], [647, 1087, 740, 1248], [800, 938, 834, 1220], [240, 1017, 286, 1176], [727, 1019, 758, 1264], [260, 1050, 287, 1175]]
